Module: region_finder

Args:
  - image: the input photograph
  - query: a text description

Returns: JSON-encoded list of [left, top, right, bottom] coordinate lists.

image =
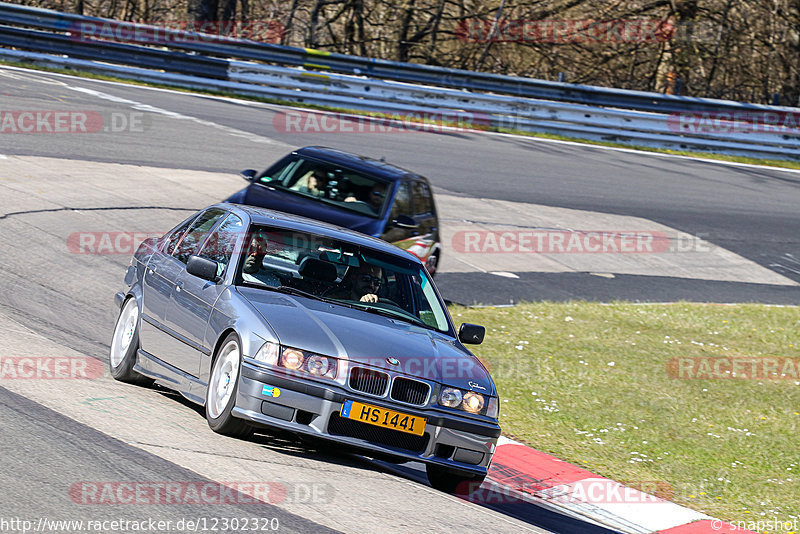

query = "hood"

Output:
[[232, 186, 382, 235], [238, 287, 494, 394]]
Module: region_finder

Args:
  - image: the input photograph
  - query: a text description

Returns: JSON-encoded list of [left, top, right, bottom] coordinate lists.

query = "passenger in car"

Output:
[[241, 234, 281, 287], [366, 184, 387, 212], [293, 169, 330, 197]]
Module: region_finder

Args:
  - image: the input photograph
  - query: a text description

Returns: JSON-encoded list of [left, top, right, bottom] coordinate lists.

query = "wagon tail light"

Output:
[[253, 342, 338, 379]]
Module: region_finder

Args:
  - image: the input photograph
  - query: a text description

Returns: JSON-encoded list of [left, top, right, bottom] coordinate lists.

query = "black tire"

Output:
[[426, 252, 439, 277], [206, 332, 253, 438], [108, 298, 153, 386], [426, 464, 485, 495]]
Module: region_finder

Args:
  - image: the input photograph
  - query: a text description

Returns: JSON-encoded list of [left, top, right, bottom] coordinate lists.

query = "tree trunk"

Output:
[[655, 0, 698, 94], [424, 0, 447, 64], [222, 0, 237, 26], [309, 0, 327, 48], [783, 0, 800, 105], [355, 0, 366, 56], [397, 0, 417, 62], [704, 0, 734, 95], [189, 0, 219, 26], [283, 0, 299, 45]]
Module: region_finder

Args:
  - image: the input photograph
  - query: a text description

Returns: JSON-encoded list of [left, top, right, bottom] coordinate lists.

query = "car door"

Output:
[[139, 214, 198, 358], [150, 208, 226, 374], [164, 212, 245, 377], [381, 180, 418, 249]]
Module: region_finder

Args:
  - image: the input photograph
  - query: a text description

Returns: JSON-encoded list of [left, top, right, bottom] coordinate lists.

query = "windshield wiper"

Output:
[[352, 303, 430, 329], [273, 285, 330, 302]]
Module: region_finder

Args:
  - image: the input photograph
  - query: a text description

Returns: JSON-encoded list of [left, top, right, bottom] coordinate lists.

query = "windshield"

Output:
[[256, 156, 390, 217], [236, 226, 451, 333]]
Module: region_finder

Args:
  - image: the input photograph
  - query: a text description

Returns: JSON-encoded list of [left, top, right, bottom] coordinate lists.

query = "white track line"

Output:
[[3, 64, 800, 176], [65, 85, 285, 146]]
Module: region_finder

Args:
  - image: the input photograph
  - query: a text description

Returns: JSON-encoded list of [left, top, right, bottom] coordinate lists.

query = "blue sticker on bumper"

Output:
[[341, 399, 353, 418], [262, 385, 281, 398]]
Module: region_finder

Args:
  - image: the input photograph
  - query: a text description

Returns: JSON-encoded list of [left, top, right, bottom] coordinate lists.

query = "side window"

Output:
[[196, 213, 244, 277], [162, 216, 197, 255], [173, 209, 226, 264], [390, 182, 412, 220], [411, 181, 433, 215], [259, 156, 302, 186]]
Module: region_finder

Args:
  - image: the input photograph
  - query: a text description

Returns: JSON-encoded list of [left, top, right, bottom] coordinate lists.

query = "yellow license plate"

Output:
[[340, 400, 426, 436]]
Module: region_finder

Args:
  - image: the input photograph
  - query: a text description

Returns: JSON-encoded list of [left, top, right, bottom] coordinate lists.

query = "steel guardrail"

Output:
[[0, 2, 798, 160], [1, 1, 797, 116]]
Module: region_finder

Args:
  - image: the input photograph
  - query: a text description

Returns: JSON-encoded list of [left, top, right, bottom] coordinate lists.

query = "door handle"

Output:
[[176, 280, 184, 292]]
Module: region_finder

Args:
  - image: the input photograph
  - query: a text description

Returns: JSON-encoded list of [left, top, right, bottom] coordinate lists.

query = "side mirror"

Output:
[[392, 215, 419, 229], [458, 323, 485, 345], [240, 169, 257, 181], [187, 255, 220, 282]]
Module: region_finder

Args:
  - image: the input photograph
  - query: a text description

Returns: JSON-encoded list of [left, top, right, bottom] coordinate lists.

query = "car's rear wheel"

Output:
[[206, 332, 253, 438], [426, 464, 485, 495], [109, 298, 153, 386]]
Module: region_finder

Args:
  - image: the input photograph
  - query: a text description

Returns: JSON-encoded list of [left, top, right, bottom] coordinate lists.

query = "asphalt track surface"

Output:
[[0, 65, 798, 534], [2, 66, 800, 305], [0, 387, 336, 534]]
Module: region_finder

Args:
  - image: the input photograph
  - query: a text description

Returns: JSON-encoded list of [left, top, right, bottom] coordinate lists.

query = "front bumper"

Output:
[[233, 362, 500, 477]]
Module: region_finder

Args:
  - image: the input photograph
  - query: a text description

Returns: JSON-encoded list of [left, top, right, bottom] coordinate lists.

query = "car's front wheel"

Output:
[[426, 464, 485, 495], [206, 332, 253, 438], [109, 298, 153, 386], [425, 251, 439, 277]]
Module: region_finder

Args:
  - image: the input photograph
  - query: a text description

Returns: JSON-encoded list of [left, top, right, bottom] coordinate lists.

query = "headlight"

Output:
[[280, 348, 305, 370], [462, 391, 485, 414], [439, 387, 463, 408], [438, 386, 495, 417], [251, 345, 338, 379], [305, 354, 336, 379]]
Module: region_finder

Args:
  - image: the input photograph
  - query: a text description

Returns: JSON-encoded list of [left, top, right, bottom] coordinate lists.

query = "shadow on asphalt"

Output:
[[366, 459, 622, 534]]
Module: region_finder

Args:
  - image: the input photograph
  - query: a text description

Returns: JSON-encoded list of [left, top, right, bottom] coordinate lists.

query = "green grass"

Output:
[[448, 301, 800, 526], [4, 58, 800, 171]]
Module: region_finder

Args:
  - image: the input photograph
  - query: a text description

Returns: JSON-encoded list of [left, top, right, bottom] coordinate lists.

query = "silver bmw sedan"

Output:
[[110, 203, 499, 493]]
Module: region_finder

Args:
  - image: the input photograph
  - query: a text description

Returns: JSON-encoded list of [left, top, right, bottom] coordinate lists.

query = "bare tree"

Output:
[[12, 0, 800, 104], [188, 0, 218, 25]]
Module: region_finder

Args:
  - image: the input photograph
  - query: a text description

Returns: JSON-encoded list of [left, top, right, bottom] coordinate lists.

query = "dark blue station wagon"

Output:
[[225, 146, 442, 274]]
